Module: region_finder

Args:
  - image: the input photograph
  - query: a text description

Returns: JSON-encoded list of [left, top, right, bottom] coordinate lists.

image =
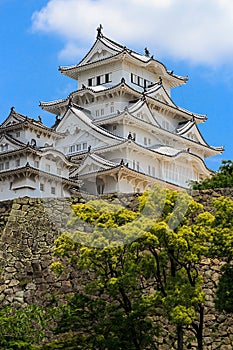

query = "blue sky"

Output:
[[0, 0, 232, 170]]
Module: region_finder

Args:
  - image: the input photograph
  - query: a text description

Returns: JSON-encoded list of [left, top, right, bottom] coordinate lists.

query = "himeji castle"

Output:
[[0, 26, 223, 200]]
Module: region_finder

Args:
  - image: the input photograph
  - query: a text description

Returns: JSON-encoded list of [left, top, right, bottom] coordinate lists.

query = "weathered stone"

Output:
[[4, 288, 14, 295], [14, 296, 24, 304], [8, 279, 19, 287], [220, 345, 232, 350], [15, 290, 24, 298], [5, 266, 16, 273], [0, 190, 233, 348]]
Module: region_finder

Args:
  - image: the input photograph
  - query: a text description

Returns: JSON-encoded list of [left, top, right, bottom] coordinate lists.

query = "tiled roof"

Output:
[[60, 34, 187, 86]]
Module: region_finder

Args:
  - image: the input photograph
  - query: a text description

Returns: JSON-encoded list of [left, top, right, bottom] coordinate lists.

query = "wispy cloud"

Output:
[[32, 0, 233, 65]]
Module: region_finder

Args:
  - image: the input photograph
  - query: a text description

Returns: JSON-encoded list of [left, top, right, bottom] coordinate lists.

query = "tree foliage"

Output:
[[50, 185, 217, 349], [191, 160, 233, 189], [215, 265, 233, 313], [0, 305, 47, 350], [210, 196, 233, 261]]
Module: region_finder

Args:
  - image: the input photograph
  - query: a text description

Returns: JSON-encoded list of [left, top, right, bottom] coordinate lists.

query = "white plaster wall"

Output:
[[102, 176, 117, 193], [89, 97, 130, 119], [118, 179, 134, 193], [78, 58, 173, 98], [0, 176, 71, 201]]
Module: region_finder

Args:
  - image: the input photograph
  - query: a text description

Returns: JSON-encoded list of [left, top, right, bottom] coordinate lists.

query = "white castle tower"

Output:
[[0, 26, 223, 199]]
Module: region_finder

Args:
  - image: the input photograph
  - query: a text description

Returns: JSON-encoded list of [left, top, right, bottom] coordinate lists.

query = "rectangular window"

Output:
[[148, 165, 151, 175], [76, 144, 81, 151], [112, 125, 117, 130], [57, 168, 61, 175], [5, 162, 9, 170], [69, 145, 75, 153], [88, 77, 94, 86], [51, 187, 56, 195], [136, 161, 140, 171], [101, 108, 104, 116], [110, 106, 114, 113], [96, 110, 99, 117], [34, 160, 39, 168], [138, 77, 143, 86], [144, 137, 147, 145], [131, 73, 137, 84], [105, 73, 112, 83], [16, 131, 20, 137], [15, 159, 20, 167], [96, 75, 101, 85], [0, 163, 4, 170], [40, 183, 44, 191], [83, 142, 87, 150]]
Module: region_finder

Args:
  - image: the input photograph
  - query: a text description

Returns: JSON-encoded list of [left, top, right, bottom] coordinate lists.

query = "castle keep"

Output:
[[0, 26, 223, 200]]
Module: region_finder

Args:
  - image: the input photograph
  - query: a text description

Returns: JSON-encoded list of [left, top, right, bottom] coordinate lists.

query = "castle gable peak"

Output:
[[79, 39, 120, 66]]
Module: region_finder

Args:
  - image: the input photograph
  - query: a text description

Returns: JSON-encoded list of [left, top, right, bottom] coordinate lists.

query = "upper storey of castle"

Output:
[[59, 25, 188, 97]]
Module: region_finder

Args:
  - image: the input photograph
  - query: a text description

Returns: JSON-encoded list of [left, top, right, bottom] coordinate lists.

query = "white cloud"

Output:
[[58, 42, 87, 61], [32, 0, 233, 66]]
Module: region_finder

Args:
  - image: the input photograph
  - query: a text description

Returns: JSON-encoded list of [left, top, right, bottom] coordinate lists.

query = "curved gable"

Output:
[[0, 134, 25, 153], [128, 98, 160, 126]]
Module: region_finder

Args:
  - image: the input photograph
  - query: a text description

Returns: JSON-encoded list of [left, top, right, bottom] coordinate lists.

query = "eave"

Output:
[[60, 105, 124, 143], [0, 133, 26, 147], [77, 164, 186, 191], [93, 111, 221, 157], [0, 146, 38, 160], [40, 80, 206, 124], [0, 145, 78, 167], [0, 164, 80, 187], [0, 119, 62, 139], [59, 36, 187, 88], [93, 139, 204, 163]]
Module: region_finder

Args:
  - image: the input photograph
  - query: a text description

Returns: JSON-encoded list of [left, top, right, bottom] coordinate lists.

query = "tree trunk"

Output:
[[196, 305, 204, 350], [191, 305, 204, 350], [177, 325, 184, 350]]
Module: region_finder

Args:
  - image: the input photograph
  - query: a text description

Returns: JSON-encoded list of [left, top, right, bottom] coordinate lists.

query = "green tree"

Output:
[[51, 186, 215, 349], [215, 264, 233, 313], [0, 305, 47, 349], [208, 196, 233, 315], [210, 196, 233, 261], [51, 210, 157, 349], [191, 160, 233, 189], [138, 188, 213, 350]]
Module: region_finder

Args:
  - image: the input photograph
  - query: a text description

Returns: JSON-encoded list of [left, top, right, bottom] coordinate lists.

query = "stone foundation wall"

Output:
[[0, 189, 233, 349]]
